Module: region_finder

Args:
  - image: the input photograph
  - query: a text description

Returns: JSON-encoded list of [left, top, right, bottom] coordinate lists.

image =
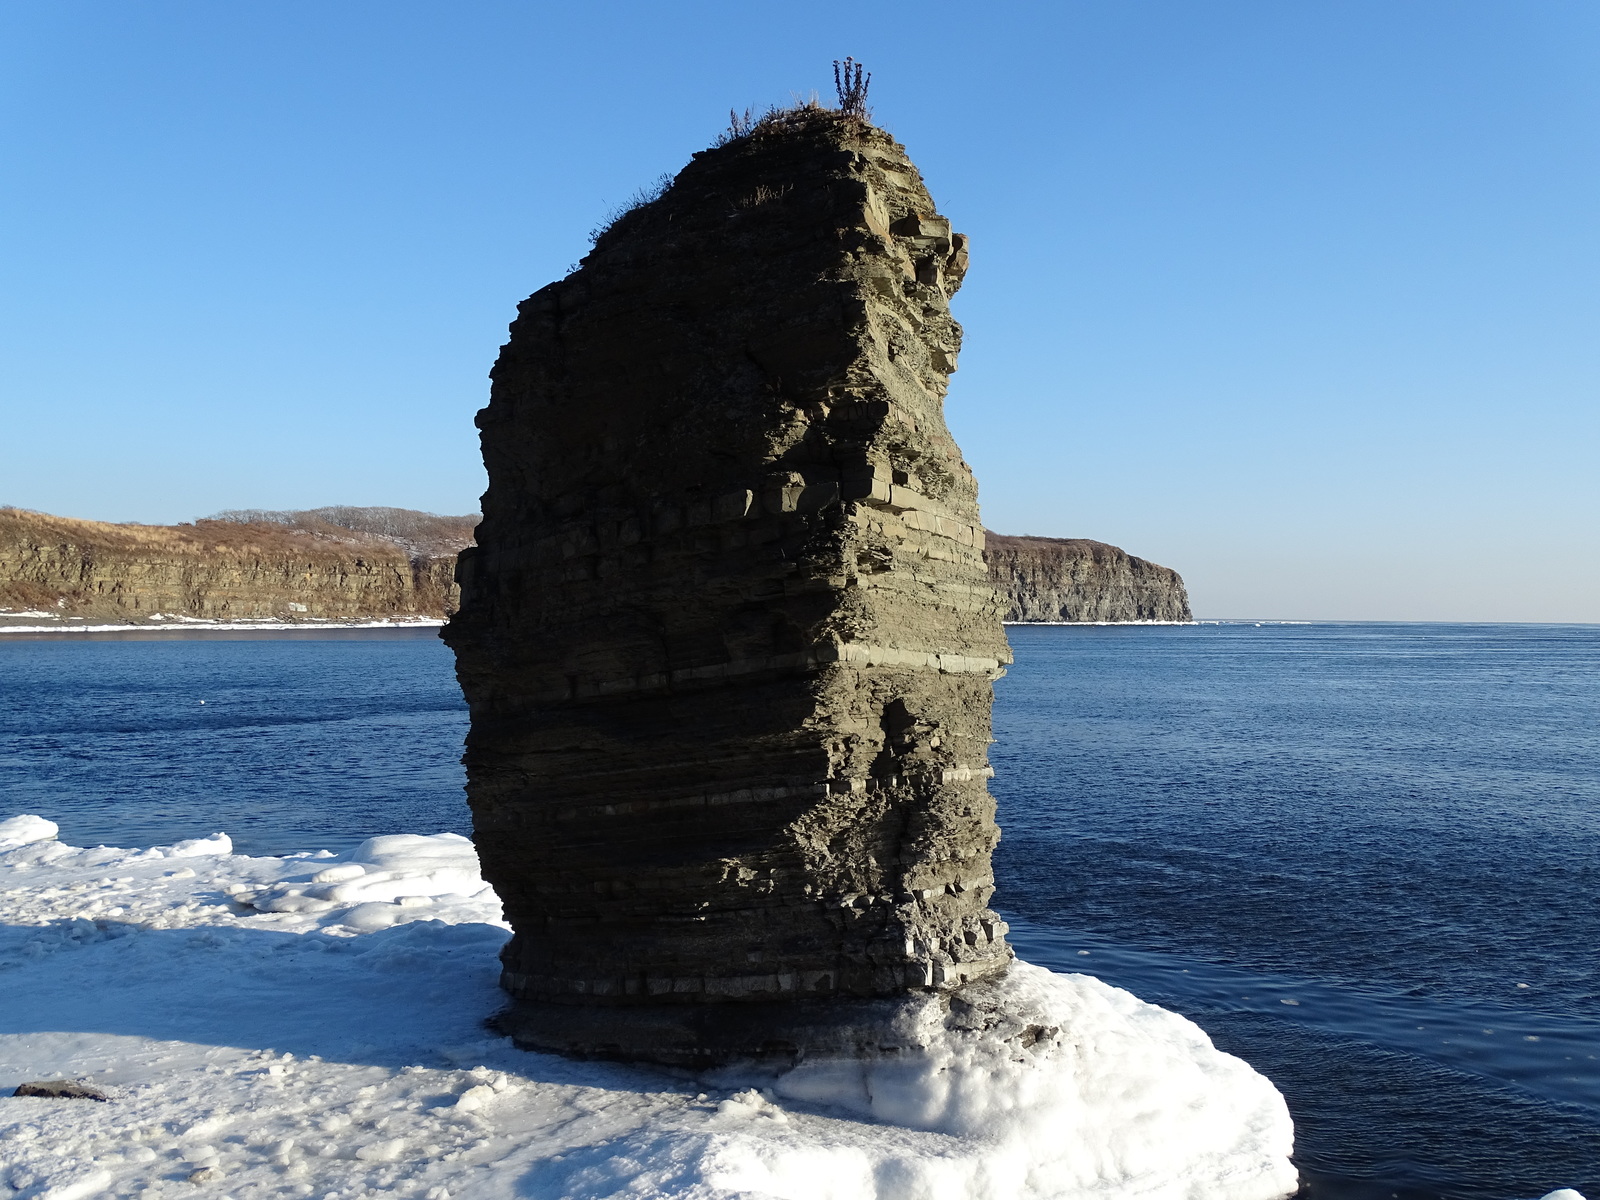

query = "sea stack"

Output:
[[444, 104, 1013, 1062]]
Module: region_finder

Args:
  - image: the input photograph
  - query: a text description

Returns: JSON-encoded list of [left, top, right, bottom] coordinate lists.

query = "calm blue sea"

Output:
[[0, 622, 1594, 1200]]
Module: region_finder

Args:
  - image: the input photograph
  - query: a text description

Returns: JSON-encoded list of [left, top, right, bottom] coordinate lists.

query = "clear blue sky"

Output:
[[3, 1, 1597, 620]]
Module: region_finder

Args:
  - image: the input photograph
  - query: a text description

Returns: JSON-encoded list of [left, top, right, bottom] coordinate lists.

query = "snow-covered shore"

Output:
[[0, 815, 1304, 1199]]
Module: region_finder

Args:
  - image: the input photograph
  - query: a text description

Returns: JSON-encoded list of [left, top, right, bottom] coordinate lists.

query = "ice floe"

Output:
[[0, 814, 59, 850], [0, 816, 1313, 1199]]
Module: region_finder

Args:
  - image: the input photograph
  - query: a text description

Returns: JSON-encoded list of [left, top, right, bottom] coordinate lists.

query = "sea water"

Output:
[[0, 622, 1594, 1199], [992, 623, 1599, 1200], [0, 628, 472, 852]]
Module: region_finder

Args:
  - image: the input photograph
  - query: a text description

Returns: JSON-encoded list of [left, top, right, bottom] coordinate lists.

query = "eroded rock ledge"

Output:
[[445, 106, 1014, 1060]]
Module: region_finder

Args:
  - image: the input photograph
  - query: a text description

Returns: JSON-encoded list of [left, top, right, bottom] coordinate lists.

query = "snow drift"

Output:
[[0, 816, 1299, 1199]]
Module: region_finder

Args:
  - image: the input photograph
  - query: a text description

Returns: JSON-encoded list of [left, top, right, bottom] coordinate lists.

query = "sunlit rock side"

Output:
[[986, 533, 1192, 623]]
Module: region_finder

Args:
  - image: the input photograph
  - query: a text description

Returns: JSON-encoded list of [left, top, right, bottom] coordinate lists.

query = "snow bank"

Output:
[[743, 963, 1295, 1200], [243, 832, 491, 932], [1, 816, 1302, 1200]]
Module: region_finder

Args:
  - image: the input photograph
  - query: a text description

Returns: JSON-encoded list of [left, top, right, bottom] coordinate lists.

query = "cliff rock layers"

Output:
[[444, 107, 1014, 1062], [0, 508, 466, 623], [986, 533, 1191, 623]]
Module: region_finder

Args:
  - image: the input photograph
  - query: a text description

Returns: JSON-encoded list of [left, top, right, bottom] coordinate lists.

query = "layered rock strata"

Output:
[[0, 508, 464, 623], [986, 533, 1192, 623], [445, 107, 1014, 1062]]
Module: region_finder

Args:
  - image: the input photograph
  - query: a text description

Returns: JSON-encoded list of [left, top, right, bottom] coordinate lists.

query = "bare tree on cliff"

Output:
[[833, 57, 871, 118]]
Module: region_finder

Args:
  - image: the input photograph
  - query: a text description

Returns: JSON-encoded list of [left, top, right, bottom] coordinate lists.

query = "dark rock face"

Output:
[[444, 109, 1013, 1059], [986, 534, 1192, 623], [12, 1080, 110, 1101]]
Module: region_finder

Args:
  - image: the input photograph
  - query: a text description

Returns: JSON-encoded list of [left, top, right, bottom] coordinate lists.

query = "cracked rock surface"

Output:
[[444, 108, 1014, 1058]]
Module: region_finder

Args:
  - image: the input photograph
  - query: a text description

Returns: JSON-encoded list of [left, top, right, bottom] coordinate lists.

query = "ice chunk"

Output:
[[337, 901, 403, 932], [163, 833, 233, 858], [453, 1083, 500, 1112], [351, 831, 475, 867], [0, 815, 59, 850], [242, 831, 487, 926], [310, 863, 367, 884], [14, 1166, 113, 1200], [354, 1137, 407, 1162]]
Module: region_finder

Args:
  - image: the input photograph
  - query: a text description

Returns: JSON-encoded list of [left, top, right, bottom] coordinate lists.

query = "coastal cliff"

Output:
[[3, 508, 1192, 628], [986, 533, 1192, 623], [0, 507, 472, 624]]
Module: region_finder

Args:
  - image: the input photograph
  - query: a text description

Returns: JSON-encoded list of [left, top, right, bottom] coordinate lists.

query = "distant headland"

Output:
[[988, 533, 1192, 623], [0, 507, 1190, 629], [0, 506, 473, 628]]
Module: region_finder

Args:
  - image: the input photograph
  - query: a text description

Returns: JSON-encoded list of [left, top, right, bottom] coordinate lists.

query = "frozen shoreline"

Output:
[[0, 815, 1301, 1200], [1002, 619, 1198, 627], [0, 617, 445, 636], [1001, 621, 1316, 627]]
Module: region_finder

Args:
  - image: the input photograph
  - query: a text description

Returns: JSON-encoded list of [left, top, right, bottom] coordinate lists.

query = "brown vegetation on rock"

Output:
[[209, 506, 478, 559]]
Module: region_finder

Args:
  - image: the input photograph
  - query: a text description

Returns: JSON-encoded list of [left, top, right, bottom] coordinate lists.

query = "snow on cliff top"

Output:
[[0, 816, 1309, 1200]]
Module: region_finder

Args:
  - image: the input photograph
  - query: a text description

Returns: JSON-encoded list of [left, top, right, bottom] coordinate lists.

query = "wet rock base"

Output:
[[490, 990, 934, 1069]]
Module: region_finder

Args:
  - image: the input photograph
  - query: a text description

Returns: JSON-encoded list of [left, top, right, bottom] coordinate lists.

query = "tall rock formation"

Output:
[[986, 534, 1192, 623], [444, 105, 1013, 1062]]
